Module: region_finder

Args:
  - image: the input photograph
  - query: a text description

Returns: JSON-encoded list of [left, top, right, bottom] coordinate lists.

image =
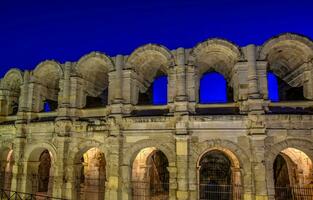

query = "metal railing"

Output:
[[0, 188, 66, 200], [274, 186, 313, 200], [132, 181, 169, 200], [75, 178, 105, 200], [199, 184, 242, 200]]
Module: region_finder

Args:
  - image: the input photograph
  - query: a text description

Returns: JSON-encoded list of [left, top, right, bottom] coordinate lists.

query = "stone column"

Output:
[[251, 137, 269, 200], [105, 120, 122, 200], [18, 71, 30, 113], [175, 118, 189, 200], [10, 135, 26, 193], [303, 62, 313, 100], [52, 137, 67, 198], [60, 62, 71, 107], [113, 55, 123, 103], [0, 89, 8, 116], [57, 63, 71, 120], [246, 45, 260, 99], [175, 48, 187, 102]]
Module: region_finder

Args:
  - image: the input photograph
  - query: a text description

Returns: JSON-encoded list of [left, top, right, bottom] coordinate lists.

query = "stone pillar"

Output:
[[251, 137, 269, 200], [60, 62, 71, 108], [105, 119, 122, 200], [0, 89, 8, 116], [303, 62, 313, 100], [246, 45, 260, 99], [52, 137, 67, 198], [111, 55, 124, 114], [175, 48, 187, 102], [18, 71, 30, 113], [113, 55, 123, 103], [10, 135, 26, 193], [57, 63, 71, 120], [175, 117, 189, 200]]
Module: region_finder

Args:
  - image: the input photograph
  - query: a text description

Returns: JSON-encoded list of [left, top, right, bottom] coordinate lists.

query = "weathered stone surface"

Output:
[[0, 33, 313, 199]]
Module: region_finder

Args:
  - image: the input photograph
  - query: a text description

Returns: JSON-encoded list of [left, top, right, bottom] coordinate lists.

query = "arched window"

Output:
[[153, 75, 168, 105], [43, 100, 58, 112], [199, 72, 228, 103], [138, 75, 168, 105], [267, 72, 305, 102], [267, 72, 279, 102]]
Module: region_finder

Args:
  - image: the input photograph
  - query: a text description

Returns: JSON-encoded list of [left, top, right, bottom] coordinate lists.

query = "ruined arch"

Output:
[[33, 60, 63, 89], [0, 69, 23, 115], [124, 139, 176, 167], [190, 39, 241, 79], [67, 141, 108, 200], [2, 69, 23, 92], [131, 147, 170, 199], [126, 44, 174, 105], [260, 33, 313, 91], [190, 139, 251, 199], [77, 52, 114, 101], [127, 44, 174, 81], [265, 138, 313, 198], [0, 145, 14, 192], [33, 60, 63, 112], [190, 39, 241, 103], [24, 143, 57, 196]]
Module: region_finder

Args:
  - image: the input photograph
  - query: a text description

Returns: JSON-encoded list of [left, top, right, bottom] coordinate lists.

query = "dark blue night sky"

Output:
[[1, 0, 312, 104], [1, 0, 313, 75]]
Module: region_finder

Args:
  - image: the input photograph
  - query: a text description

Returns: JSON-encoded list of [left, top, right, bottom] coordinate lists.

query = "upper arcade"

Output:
[[1, 33, 313, 118]]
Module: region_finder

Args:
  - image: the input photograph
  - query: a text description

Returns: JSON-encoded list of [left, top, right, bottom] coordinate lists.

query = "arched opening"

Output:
[[33, 61, 62, 113], [273, 148, 313, 200], [0, 149, 14, 195], [26, 148, 53, 196], [132, 147, 169, 200], [198, 149, 242, 200], [261, 34, 313, 102], [85, 89, 108, 108], [199, 71, 230, 103], [43, 100, 58, 112], [267, 71, 305, 102], [127, 44, 172, 106], [138, 73, 168, 105], [76, 53, 112, 109], [0, 69, 23, 116], [74, 148, 106, 200]]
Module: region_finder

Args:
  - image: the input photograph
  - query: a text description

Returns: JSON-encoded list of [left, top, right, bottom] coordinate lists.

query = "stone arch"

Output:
[[33, 60, 63, 89], [23, 142, 57, 196], [265, 138, 313, 197], [0, 69, 23, 115], [76, 52, 114, 98], [0, 145, 14, 192], [190, 139, 251, 199], [66, 141, 108, 200], [124, 139, 176, 167], [32, 60, 63, 112], [131, 147, 170, 199], [259, 33, 313, 87], [126, 44, 174, 83], [189, 38, 241, 79], [2, 68, 23, 92]]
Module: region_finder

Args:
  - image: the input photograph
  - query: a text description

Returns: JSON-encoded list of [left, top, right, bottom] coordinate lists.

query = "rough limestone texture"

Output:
[[0, 33, 313, 200]]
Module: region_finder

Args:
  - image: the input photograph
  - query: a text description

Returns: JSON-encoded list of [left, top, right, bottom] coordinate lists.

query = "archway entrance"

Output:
[[198, 149, 242, 200], [273, 148, 313, 200], [26, 148, 53, 197], [132, 147, 169, 200], [75, 148, 106, 200], [0, 149, 13, 195]]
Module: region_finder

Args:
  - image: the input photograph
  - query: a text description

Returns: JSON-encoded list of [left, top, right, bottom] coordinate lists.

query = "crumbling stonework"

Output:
[[1, 33, 313, 200]]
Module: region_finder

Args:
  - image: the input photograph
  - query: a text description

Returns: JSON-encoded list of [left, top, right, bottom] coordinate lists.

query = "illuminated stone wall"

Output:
[[0, 33, 313, 200]]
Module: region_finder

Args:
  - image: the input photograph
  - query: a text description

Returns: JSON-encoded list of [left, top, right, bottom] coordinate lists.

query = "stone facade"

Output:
[[0, 33, 313, 200]]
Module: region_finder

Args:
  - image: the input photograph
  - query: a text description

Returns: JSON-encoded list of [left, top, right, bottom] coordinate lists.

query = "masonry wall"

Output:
[[1, 33, 313, 200]]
